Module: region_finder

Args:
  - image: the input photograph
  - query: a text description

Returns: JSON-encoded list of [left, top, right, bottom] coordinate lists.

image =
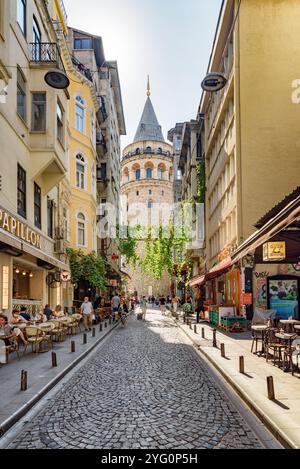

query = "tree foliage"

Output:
[[66, 249, 107, 289]]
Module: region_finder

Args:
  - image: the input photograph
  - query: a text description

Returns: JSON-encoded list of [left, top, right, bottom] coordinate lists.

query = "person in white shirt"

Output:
[[81, 297, 94, 331]]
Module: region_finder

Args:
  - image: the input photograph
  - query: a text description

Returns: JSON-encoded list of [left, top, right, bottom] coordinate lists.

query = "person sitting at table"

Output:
[[19, 307, 31, 321], [10, 310, 28, 325], [0, 314, 27, 346], [43, 304, 53, 321], [34, 310, 48, 324], [52, 305, 64, 318]]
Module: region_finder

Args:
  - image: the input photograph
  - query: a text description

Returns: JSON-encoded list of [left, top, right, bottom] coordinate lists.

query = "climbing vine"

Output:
[[66, 248, 107, 289]]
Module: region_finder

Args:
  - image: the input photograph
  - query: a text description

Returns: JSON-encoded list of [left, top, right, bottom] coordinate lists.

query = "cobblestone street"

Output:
[[7, 310, 265, 449]]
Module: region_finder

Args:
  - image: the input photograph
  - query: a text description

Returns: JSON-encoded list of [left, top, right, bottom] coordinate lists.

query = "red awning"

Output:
[[188, 275, 206, 287], [205, 257, 232, 280]]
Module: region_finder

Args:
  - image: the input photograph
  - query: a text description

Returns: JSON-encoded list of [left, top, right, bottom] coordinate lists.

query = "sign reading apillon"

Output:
[[0, 208, 41, 249]]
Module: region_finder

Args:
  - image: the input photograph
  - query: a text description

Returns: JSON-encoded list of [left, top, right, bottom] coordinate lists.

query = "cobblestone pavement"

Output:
[[7, 310, 263, 449]]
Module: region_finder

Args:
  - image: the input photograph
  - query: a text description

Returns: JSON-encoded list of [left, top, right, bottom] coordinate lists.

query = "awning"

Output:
[[188, 275, 206, 287], [188, 258, 233, 287], [206, 257, 232, 280]]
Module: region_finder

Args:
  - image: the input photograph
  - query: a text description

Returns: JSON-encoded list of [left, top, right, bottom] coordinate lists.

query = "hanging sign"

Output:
[[263, 242, 286, 262], [60, 271, 71, 282], [201, 73, 227, 92]]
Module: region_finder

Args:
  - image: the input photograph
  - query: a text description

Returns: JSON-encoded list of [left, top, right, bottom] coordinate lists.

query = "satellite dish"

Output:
[[201, 72, 227, 92], [44, 69, 70, 90]]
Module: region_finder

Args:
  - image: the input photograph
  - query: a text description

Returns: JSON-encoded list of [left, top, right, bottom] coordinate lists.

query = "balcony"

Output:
[[97, 96, 108, 124], [96, 132, 108, 158], [97, 164, 109, 191], [71, 55, 93, 82], [29, 43, 64, 70]]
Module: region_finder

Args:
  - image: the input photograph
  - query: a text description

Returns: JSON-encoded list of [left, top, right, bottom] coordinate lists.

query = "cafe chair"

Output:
[[24, 327, 49, 354], [0, 337, 20, 363], [284, 337, 300, 376], [265, 329, 287, 367], [71, 314, 83, 334]]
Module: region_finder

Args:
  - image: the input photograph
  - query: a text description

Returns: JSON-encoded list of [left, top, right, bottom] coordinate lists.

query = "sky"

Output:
[[63, 0, 223, 150]]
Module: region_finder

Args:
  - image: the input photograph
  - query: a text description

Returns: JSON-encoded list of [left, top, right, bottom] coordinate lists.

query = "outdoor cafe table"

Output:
[[251, 325, 268, 355], [279, 320, 300, 333]]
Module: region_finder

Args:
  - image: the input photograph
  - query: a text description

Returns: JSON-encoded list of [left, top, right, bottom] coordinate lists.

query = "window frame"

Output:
[[76, 154, 86, 190], [31, 92, 46, 132], [77, 212, 86, 247], [17, 164, 26, 219], [146, 168, 153, 179], [47, 197, 54, 239], [57, 99, 64, 144], [17, 0, 26, 37], [34, 182, 41, 229], [17, 67, 26, 122], [135, 169, 141, 181], [75, 95, 85, 133]]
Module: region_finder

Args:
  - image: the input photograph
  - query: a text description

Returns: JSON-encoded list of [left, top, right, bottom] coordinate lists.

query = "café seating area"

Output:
[[251, 318, 300, 376]]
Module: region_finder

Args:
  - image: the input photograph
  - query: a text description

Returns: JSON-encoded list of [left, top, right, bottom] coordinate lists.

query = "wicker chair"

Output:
[[0, 336, 20, 363], [24, 327, 48, 354]]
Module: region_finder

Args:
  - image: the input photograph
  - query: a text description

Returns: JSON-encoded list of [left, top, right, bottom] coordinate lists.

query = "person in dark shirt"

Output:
[[19, 307, 31, 321], [43, 305, 53, 321]]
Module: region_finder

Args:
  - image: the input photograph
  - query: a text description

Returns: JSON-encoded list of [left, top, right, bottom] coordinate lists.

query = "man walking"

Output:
[[111, 293, 121, 321], [140, 296, 147, 321], [81, 297, 94, 332]]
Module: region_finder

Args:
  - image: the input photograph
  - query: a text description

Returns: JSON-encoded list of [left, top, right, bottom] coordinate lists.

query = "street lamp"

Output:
[[44, 68, 70, 90]]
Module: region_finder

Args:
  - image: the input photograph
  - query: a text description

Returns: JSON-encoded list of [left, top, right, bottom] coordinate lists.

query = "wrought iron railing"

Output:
[[30, 42, 62, 65], [71, 55, 93, 82]]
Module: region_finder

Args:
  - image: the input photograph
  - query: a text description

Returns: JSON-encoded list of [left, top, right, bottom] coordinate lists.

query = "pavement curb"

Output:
[[175, 319, 297, 450], [0, 320, 121, 439]]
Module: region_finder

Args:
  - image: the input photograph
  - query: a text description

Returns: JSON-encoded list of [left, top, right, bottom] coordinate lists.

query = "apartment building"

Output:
[[0, 0, 70, 315]]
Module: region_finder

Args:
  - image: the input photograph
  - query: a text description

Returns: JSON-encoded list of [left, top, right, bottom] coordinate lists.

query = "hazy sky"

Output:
[[63, 0, 222, 150]]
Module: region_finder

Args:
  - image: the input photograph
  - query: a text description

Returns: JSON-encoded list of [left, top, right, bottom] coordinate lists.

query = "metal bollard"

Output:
[[194, 325, 197, 334], [105, 322, 108, 328], [52, 352, 57, 367], [21, 370, 28, 391], [213, 328, 217, 348], [202, 328, 205, 339], [239, 356, 245, 374], [99, 323, 103, 332], [83, 333, 87, 344], [267, 376, 275, 400], [109, 317, 112, 325], [71, 341, 76, 353], [189, 321, 192, 330], [92, 328, 96, 338], [221, 343, 226, 358]]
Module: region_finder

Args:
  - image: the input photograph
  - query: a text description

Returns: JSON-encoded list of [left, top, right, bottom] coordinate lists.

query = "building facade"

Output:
[[0, 0, 70, 316], [121, 90, 174, 297], [201, 0, 300, 271]]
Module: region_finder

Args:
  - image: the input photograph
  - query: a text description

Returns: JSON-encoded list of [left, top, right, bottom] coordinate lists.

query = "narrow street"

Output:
[[5, 310, 275, 450]]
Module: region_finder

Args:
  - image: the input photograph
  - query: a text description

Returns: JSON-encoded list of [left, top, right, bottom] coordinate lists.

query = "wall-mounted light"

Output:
[[22, 271, 27, 276], [15, 268, 20, 274], [29, 272, 34, 278]]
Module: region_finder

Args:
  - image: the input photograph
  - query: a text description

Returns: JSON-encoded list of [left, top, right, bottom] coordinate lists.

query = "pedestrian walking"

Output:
[[160, 296, 166, 315], [111, 293, 121, 321], [81, 297, 94, 331], [140, 296, 147, 321], [172, 295, 179, 314]]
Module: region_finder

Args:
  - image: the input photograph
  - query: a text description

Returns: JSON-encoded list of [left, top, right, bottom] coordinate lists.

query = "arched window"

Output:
[[145, 146, 152, 154], [135, 148, 140, 155], [157, 147, 162, 155], [135, 169, 141, 180], [146, 168, 153, 179], [77, 212, 86, 246], [148, 200, 153, 209], [123, 167, 129, 182], [158, 163, 166, 180], [76, 154, 86, 189], [75, 96, 85, 133]]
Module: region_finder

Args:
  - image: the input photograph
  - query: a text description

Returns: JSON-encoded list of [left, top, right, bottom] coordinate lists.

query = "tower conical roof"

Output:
[[134, 97, 165, 143]]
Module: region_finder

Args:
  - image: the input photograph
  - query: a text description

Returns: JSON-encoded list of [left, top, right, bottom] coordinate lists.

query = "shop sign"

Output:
[[0, 208, 41, 249], [242, 293, 253, 305], [263, 242, 286, 262], [201, 73, 227, 92], [218, 247, 231, 263], [60, 271, 71, 282]]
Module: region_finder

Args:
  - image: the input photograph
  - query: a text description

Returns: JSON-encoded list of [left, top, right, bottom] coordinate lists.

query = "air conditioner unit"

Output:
[[54, 240, 65, 254], [55, 227, 64, 240]]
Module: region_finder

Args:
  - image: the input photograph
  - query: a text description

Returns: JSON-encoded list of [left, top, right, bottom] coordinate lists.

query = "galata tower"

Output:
[[121, 80, 174, 297]]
